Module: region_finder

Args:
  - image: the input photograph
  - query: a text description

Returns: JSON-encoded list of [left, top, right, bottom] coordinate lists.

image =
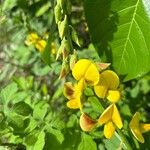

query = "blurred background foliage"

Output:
[[0, 0, 150, 150]]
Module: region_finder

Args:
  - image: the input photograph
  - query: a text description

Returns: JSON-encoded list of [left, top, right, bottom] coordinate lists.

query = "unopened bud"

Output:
[[96, 62, 111, 71], [56, 45, 63, 60], [80, 113, 97, 132], [54, 4, 63, 24], [69, 50, 77, 70], [62, 38, 70, 60], [58, 15, 68, 39], [59, 58, 70, 79], [70, 25, 80, 47]]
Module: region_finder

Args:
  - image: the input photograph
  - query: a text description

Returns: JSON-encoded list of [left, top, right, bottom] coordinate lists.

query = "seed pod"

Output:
[[69, 50, 77, 70], [58, 15, 68, 39], [80, 113, 97, 132], [54, 4, 63, 24], [70, 25, 80, 47]]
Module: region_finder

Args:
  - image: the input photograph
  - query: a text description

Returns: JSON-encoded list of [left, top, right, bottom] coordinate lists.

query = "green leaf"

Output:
[[25, 130, 45, 150], [84, 0, 150, 81], [33, 101, 49, 120], [78, 133, 97, 150], [103, 133, 127, 150], [7, 113, 25, 130], [62, 129, 81, 150], [36, 2, 51, 17], [45, 126, 64, 144], [13, 101, 32, 116], [2, 0, 17, 11], [84, 87, 94, 96], [88, 96, 104, 113], [41, 36, 52, 66], [0, 82, 18, 104]]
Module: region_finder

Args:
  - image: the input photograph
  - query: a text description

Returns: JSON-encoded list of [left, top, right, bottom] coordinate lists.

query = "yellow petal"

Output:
[[77, 78, 86, 91], [104, 121, 115, 139], [107, 90, 120, 103], [140, 123, 150, 133], [63, 82, 75, 99], [35, 40, 46, 52], [84, 63, 99, 85], [101, 70, 119, 90], [94, 74, 108, 98], [112, 104, 123, 129], [98, 104, 113, 125], [130, 126, 145, 143], [129, 112, 144, 143], [72, 59, 91, 80], [129, 112, 140, 128], [72, 59, 99, 85], [66, 98, 80, 109]]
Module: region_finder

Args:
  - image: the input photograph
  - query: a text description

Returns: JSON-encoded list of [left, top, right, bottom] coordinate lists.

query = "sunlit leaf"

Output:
[[84, 0, 150, 81]]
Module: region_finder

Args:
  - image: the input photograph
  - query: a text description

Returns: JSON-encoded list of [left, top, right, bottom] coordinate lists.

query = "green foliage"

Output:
[[0, 0, 150, 149], [78, 133, 97, 150], [84, 0, 150, 81]]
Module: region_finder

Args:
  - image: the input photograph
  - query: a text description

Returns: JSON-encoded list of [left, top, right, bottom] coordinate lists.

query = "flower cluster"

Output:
[[63, 58, 150, 143], [25, 32, 56, 54]]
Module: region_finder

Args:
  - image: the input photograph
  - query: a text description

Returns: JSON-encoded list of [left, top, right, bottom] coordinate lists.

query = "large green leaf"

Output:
[[84, 0, 150, 81]]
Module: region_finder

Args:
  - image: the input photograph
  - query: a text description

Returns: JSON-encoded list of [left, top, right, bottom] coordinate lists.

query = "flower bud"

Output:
[[58, 15, 68, 39], [69, 50, 77, 70], [80, 113, 97, 132], [70, 25, 80, 47], [96, 62, 111, 70], [54, 4, 63, 24], [62, 38, 70, 60], [59, 58, 70, 79]]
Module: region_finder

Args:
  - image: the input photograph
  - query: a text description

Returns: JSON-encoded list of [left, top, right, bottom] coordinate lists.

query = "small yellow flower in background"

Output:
[[94, 70, 120, 103], [98, 104, 123, 139], [25, 32, 39, 46], [72, 59, 99, 86], [63, 79, 85, 110], [129, 112, 150, 143], [51, 42, 56, 54], [25, 32, 47, 52], [35, 39, 47, 52]]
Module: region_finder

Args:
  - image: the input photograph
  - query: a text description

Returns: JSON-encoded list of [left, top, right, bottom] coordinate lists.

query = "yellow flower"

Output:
[[63, 79, 85, 110], [94, 70, 120, 103], [25, 32, 39, 46], [35, 39, 46, 52], [129, 112, 150, 143], [98, 104, 123, 139], [25, 32, 47, 52], [72, 59, 99, 86]]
